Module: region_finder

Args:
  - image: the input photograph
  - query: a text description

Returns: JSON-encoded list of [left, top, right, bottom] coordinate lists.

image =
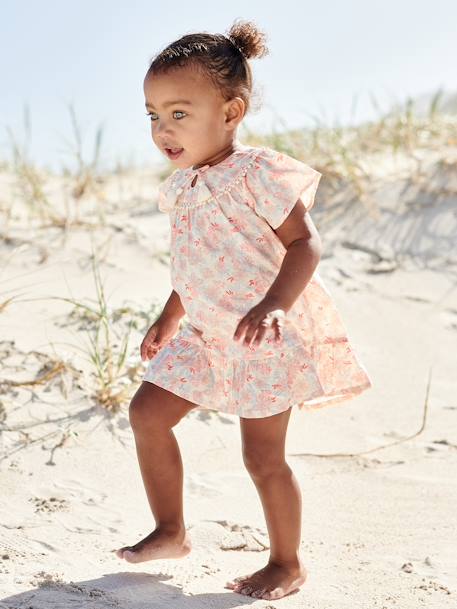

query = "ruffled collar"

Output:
[[159, 141, 262, 211]]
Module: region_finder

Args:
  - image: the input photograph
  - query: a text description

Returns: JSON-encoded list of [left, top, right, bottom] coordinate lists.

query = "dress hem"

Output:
[[142, 372, 372, 419]]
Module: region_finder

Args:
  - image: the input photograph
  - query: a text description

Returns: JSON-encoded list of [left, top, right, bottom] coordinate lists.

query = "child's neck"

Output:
[[192, 139, 240, 170]]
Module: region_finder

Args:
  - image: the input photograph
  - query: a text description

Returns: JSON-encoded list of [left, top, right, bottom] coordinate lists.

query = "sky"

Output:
[[1, 0, 456, 173]]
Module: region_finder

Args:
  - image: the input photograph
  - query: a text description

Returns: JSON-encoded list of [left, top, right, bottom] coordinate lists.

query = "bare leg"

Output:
[[225, 407, 307, 600], [115, 381, 196, 563]]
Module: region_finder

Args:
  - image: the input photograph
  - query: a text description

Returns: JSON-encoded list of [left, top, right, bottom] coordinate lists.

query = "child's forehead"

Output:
[[144, 67, 221, 106]]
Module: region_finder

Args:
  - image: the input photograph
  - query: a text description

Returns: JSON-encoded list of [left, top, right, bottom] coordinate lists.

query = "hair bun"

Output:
[[226, 19, 269, 60]]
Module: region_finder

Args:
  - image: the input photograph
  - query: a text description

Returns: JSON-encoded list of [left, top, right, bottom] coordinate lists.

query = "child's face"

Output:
[[144, 66, 243, 169]]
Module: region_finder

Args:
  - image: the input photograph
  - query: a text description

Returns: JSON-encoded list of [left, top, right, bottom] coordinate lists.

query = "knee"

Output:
[[242, 449, 289, 480], [128, 394, 168, 434]]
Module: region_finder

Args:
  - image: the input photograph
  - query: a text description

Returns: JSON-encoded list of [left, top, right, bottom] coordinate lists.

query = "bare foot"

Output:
[[114, 527, 192, 563], [225, 559, 307, 600]]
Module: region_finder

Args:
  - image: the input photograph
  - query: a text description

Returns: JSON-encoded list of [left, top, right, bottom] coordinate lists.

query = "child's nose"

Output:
[[155, 121, 172, 136]]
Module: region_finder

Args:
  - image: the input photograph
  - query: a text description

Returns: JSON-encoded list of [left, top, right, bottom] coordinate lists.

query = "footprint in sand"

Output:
[[212, 520, 270, 552]]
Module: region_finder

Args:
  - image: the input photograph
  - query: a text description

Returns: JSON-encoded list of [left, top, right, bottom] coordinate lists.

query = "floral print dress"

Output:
[[142, 140, 372, 418]]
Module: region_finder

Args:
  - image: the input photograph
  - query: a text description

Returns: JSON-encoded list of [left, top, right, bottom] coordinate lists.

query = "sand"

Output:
[[0, 149, 456, 607]]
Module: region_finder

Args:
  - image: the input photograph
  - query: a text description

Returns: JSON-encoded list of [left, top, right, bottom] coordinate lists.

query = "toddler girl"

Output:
[[116, 19, 372, 601]]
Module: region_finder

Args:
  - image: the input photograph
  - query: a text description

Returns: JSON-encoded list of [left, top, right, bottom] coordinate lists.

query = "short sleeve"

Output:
[[244, 148, 322, 229], [156, 172, 178, 212]]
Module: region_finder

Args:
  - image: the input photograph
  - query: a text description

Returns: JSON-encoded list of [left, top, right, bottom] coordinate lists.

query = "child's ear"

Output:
[[224, 97, 245, 128]]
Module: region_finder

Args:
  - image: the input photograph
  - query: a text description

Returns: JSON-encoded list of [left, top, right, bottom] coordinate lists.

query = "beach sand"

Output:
[[1, 149, 456, 607]]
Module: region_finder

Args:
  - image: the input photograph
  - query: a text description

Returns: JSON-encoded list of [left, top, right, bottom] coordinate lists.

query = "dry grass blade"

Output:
[[1, 359, 67, 388], [289, 363, 433, 458]]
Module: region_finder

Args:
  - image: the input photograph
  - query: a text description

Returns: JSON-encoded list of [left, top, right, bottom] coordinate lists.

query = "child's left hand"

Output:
[[233, 298, 286, 347]]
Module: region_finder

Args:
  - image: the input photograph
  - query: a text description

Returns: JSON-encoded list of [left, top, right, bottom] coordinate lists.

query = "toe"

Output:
[[238, 585, 253, 596], [251, 588, 267, 598], [265, 586, 283, 600], [123, 550, 139, 563], [225, 575, 251, 590]]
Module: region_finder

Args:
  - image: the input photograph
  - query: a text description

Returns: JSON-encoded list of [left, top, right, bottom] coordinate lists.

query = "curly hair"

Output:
[[145, 19, 269, 115]]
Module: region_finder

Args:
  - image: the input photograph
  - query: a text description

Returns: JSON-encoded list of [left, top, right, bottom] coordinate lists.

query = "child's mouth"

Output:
[[165, 147, 184, 160]]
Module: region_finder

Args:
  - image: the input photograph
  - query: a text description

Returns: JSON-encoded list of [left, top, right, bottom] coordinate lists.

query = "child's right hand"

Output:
[[140, 315, 180, 361]]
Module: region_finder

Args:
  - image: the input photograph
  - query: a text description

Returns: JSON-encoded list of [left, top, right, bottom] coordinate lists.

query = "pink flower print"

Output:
[[247, 374, 254, 382], [179, 377, 188, 383], [225, 289, 234, 296], [194, 238, 201, 247], [256, 236, 266, 244], [209, 221, 221, 234], [166, 363, 174, 370], [218, 256, 225, 264], [189, 367, 197, 374], [246, 293, 256, 300], [227, 216, 243, 234], [227, 276, 235, 283]]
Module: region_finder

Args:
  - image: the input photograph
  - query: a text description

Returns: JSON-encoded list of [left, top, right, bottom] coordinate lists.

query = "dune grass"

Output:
[[4, 102, 108, 231], [41, 248, 157, 413], [2, 88, 456, 233]]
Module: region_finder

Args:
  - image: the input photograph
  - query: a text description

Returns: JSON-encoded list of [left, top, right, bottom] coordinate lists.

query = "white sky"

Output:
[[1, 0, 455, 172]]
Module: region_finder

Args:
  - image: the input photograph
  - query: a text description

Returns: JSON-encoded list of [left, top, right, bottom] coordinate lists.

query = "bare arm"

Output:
[[160, 289, 186, 322], [232, 197, 323, 345], [264, 198, 322, 313]]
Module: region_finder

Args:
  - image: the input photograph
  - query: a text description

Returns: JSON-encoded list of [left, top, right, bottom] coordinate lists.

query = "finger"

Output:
[[142, 338, 159, 360], [253, 320, 269, 346], [233, 316, 251, 341], [273, 319, 283, 342], [146, 346, 156, 359], [243, 323, 260, 347]]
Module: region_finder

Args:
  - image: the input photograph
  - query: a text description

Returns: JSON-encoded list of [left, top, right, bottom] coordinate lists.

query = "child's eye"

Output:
[[145, 111, 187, 121]]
